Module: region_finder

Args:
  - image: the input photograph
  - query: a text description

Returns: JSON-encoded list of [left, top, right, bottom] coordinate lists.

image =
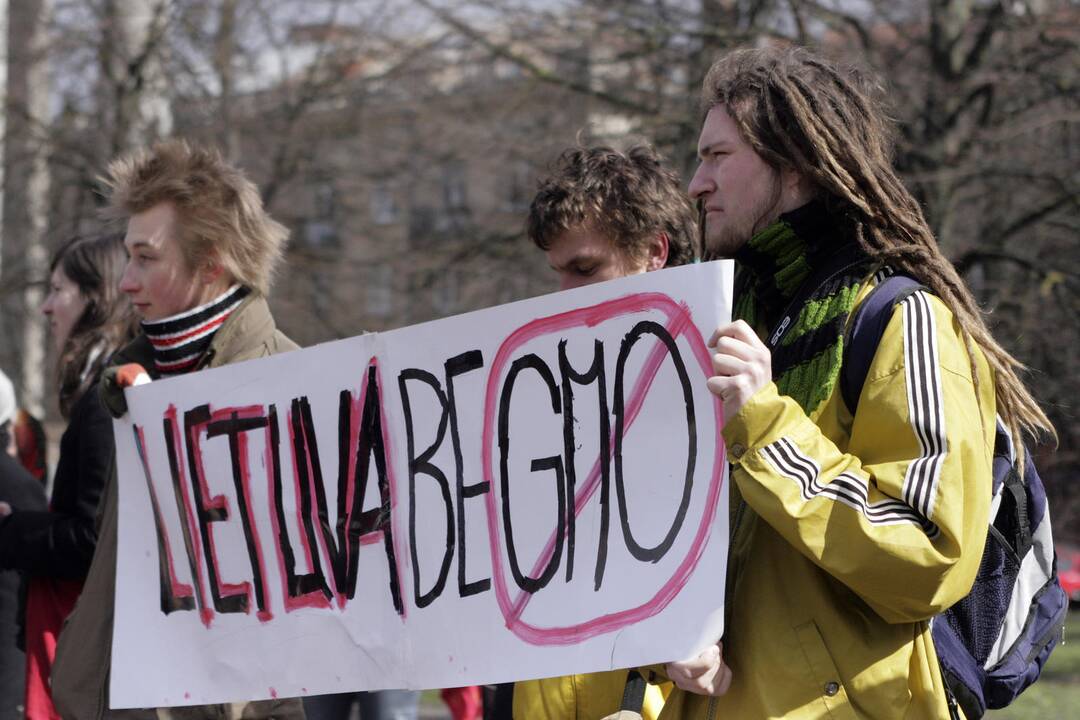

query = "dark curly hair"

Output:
[[528, 144, 697, 267]]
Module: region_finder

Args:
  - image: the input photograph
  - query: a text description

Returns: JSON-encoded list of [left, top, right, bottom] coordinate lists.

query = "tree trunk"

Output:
[[2, 0, 51, 417], [214, 0, 238, 160], [101, 0, 173, 157], [0, 1, 7, 270]]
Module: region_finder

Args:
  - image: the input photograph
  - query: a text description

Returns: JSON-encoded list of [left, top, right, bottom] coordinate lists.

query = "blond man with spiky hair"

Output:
[[51, 139, 304, 719], [104, 139, 287, 302]]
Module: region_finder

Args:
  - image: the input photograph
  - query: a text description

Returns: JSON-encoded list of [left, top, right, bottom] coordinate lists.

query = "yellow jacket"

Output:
[[658, 284, 994, 718], [515, 670, 669, 719]]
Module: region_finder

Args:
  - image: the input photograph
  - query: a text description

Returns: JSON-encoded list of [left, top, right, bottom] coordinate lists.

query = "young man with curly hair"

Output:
[[516, 143, 697, 720]]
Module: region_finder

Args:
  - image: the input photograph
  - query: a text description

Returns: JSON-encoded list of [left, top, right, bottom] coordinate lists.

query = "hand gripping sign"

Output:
[[111, 260, 734, 708]]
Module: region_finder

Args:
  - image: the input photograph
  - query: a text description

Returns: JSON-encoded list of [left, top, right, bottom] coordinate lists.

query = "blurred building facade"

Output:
[[175, 22, 631, 346]]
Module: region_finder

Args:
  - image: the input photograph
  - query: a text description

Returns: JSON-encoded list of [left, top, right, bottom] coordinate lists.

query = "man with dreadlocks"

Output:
[[654, 46, 1055, 719]]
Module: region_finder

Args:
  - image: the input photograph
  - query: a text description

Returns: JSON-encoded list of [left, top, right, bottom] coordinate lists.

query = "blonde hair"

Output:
[[104, 139, 287, 296]]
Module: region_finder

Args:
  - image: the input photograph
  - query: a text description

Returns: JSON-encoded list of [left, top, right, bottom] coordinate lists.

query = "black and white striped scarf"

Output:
[[141, 285, 250, 376]]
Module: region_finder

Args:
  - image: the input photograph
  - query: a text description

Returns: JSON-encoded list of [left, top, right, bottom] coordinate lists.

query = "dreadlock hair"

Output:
[[702, 45, 1054, 465], [528, 144, 697, 268]]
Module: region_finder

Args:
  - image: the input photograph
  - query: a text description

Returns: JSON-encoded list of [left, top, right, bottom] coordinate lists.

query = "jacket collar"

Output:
[[196, 294, 278, 370], [732, 200, 865, 330], [112, 293, 278, 377]]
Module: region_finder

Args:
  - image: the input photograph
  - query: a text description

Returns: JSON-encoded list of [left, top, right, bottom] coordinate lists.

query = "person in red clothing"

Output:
[[440, 687, 482, 720], [12, 409, 48, 485], [0, 234, 137, 719], [0, 370, 48, 720]]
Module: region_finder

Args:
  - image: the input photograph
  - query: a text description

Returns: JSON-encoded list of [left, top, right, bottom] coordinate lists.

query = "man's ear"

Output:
[[199, 250, 226, 286], [781, 167, 815, 210], [645, 232, 669, 272]]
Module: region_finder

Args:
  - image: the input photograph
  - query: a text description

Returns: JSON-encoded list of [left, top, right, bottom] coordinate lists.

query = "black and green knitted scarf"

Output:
[[732, 202, 876, 416]]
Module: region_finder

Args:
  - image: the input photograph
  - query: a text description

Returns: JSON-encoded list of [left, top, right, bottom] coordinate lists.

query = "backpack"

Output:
[[842, 274, 1069, 720]]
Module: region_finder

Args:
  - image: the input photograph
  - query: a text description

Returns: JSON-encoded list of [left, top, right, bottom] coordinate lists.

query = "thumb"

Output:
[[115, 363, 151, 389]]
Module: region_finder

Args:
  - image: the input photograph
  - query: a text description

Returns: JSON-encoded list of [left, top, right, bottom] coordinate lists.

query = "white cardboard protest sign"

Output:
[[111, 260, 734, 708]]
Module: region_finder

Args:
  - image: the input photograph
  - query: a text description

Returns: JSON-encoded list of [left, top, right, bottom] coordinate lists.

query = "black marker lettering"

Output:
[[185, 405, 246, 614], [206, 410, 272, 617], [163, 414, 208, 616], [445, 350, 490, 598], [498, 354, 565, 594], [135, 425, 195, 614], [557, 339, 609, 589], [350, 366, 404, 614], [398, 369, 454, 609], [267, 404, 329, 603], [612, 321, 696, 563]]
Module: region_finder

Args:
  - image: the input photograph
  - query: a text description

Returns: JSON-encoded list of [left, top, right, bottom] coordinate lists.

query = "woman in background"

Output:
[[0, 370, 46, 720], [0, 234, 136, 719]]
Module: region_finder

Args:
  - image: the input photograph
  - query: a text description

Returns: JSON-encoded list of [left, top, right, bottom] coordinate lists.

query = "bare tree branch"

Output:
[[414, 0, 657, 116]]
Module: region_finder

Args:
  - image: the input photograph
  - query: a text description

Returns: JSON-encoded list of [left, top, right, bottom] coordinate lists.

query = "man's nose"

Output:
[[559, 275, 584, 292], [119, 263, 138, 293], [688, 163, 711, 199]]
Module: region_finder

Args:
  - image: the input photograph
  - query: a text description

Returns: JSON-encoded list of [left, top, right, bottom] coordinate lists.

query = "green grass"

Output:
[[420, 689, 445, 707], [988, 607, 1080, 719]]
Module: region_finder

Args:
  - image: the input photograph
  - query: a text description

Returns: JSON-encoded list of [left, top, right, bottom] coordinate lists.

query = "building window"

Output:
[[370, 182, 398, 225], [442, 159, 468, 213], [496, 273, 530, 305], [298, 179, 339, 248], [504, 160, 532, 212], [314, 181, 336, 219], [311, 267, 333, 316], [432, 269, 461, 315], [366, 265, 393, 318], [495, 59, 523, 79], [409, 206, 436, 246], [302, 219, 338, 248]]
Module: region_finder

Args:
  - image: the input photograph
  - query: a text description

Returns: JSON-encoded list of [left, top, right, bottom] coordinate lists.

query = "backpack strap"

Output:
[[618, 669, 647, 715], [942, 668, 963, 720], [485, 683, 514, 720], [840, 274, 927, 414]]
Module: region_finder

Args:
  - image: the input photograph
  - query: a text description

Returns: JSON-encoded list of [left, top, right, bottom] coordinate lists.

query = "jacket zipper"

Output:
[[731, 497, 748, 540], [702, 480, 747, 720]]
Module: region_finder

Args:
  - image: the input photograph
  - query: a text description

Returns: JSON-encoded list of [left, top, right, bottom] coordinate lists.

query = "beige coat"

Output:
[[51, 295, 304, 720]]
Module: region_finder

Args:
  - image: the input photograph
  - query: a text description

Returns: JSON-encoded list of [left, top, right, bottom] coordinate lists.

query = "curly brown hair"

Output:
[[528, 145, 697, 267], [702, 45, 1054, 462], [104, 138, 287, 296]]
